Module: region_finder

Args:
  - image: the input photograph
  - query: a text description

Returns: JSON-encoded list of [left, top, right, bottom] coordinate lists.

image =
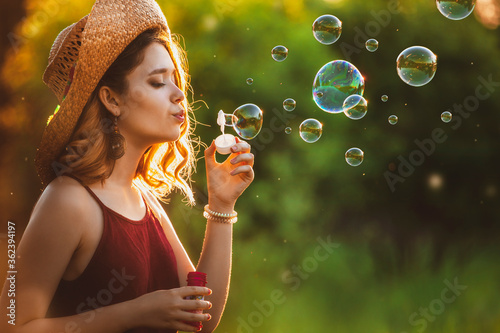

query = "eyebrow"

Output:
[[148, 68, 174, 76]]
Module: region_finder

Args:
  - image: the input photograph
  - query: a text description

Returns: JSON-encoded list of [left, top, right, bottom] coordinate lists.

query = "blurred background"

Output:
[[1, 0, 499, 332]]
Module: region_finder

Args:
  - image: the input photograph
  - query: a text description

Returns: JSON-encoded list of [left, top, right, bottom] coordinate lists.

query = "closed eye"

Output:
[[151, 82, 166, 88]]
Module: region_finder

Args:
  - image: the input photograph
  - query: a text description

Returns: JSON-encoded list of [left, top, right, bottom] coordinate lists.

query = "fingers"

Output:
[[204, 140, 217, 169], [230, 139, 251, 154], [179, 287, 212, 298], [182, 299, 213, 311], [230, 165, 255, 177], [230, 153, 254, 167]]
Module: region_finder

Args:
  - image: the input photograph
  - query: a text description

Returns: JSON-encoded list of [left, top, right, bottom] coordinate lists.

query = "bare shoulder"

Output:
[[29, 175, 96, 235]]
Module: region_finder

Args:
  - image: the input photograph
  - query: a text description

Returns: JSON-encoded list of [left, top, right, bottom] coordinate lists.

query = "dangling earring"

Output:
[[109, 115, 125, 159]]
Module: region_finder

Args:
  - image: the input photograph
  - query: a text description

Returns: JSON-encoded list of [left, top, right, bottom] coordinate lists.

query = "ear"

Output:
[[99, 86, 121, 117]]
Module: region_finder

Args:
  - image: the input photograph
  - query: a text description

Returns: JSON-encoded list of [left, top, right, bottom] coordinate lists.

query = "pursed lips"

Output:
[[173, 109, 185, 123]]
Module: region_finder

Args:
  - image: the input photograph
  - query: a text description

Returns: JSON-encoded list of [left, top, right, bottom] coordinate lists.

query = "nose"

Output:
[[171, 84, 185, 105]]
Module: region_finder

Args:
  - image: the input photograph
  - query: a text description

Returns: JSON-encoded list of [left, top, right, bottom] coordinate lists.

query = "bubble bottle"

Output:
[[215, 110, 237, 154], [184, 271, 208, 331]]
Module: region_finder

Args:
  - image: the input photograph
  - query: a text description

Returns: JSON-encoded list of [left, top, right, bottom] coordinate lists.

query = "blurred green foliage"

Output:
[[1, 0, 499, 331]]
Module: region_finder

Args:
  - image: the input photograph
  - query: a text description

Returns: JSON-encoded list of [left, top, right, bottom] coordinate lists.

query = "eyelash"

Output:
[[151, 75, 178, 88]]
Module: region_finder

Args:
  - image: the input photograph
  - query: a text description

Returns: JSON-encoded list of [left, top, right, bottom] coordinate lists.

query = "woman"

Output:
[[0, 0, 254, 332]]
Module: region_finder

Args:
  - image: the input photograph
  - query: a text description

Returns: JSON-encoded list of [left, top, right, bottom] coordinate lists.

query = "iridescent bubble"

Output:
[[381, 95, 389, 102], [299, 119, 322, 143], [285, 127, 292, 134], [312, 15, 342, 45], [388, 115, 398, 125], [232, 104, 264, 140], [397, 46, 437, 87], [365, 39, 379, 52], [441, 111, 452, 123], [312, 60, 365, 113], [224, 113, 238, 127], [345, 148, 364, 167], [271, 45, 288, 62], [342, 94, 368, 120], [437, 0, 476, 20], [283, 98, 296, 112], [246, 78, 253, 85]]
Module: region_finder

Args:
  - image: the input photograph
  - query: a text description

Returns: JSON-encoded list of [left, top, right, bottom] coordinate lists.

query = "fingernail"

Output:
[[207, 314, 212, 321], [231, 145, 238, 152], [208, 302, 213, 309], [208, 288, 212, 295], [230, 158, 236, 164]]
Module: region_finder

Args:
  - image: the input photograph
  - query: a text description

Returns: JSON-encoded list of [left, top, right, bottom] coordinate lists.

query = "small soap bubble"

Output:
[[283, 98, 296, 112], [441, 111, 452, 123], [345, 148, 364, 167], [381, 95, 388, 102], [397, 46, 437, 87], [299, 119, 322, 143], [312, 15, 342, 45], [313, 60, 365, 113], [437, 0, 476, 20], [271, 45, 288, 62], [343, 94, 368, 120], [246, 78, 253, 85], [285, 127, 292, 134], [388, 115, 398, 125], [365, 39, 379, 52], [232, 103, 264, 140]]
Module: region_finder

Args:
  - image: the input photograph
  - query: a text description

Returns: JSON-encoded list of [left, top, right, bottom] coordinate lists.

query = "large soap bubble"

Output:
[[232, 104, 264, 140], [313, 60, 365, 113], [396, 46, 437, 87], [437, 0, 476, 20]]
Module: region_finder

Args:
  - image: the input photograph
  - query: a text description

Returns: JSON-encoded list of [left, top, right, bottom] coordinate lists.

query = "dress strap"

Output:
[[64, 174, 150, 222], [64, 174, 108, 209]]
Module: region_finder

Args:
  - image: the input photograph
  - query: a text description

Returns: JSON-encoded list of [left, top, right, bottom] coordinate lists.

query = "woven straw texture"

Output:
[[35, 0, 170, 187]]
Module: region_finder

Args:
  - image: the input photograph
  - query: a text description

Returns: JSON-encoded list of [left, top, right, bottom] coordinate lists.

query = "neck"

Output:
[[104, 143, 149, 190]]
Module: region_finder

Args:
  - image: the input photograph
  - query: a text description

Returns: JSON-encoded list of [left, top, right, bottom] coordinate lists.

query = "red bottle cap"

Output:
[[187, 271, 207, 287]]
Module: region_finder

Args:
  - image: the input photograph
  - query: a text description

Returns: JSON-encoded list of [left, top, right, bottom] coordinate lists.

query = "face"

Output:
[[116, 42, 185, 149]]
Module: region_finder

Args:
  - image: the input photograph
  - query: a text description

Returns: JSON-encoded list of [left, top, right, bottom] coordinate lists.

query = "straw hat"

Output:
[[35, 0, 170, 187]]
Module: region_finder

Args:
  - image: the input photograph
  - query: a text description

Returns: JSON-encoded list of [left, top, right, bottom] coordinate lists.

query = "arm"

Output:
[[197, 139, 254, 332], [0, 177, 211, 333]]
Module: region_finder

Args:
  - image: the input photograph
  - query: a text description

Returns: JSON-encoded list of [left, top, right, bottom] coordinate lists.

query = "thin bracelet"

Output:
[[204, 204, 237, 218], [203, 210, 238, 224]]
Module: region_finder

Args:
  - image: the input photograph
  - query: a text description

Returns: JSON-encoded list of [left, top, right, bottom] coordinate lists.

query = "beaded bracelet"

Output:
[[203, 205, 238, 224], [204, 205, 238, 218]]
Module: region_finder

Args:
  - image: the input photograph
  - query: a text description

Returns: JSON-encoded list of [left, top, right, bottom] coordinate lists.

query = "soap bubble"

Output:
[[224, 113, 238, 127], [345, 148, 364, 166], [365, 39, 379, 52], [271, 45, 288, 62], [342, 94, 368, 120], [246, 78, 253, 85], [397, 46, 437, 87], [441, 111, 452, 123], [312, 15, 342, 45], [283, 98, 296, 112], [437, 0, 476, 20], [388, 115, 398, 125], [381, 95, 389, 102], [313, 60, 365, 113], [299, 119, 322, 143], [285, 127, 292, 134], [232, 104, 264, 140]]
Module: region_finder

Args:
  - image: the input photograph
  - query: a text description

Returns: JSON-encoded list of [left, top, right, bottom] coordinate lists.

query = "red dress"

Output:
[[47, 176, 180, 333]]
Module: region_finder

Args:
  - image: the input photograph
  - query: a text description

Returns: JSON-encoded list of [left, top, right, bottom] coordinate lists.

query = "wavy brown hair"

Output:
[[58, 28, 197, 204]]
